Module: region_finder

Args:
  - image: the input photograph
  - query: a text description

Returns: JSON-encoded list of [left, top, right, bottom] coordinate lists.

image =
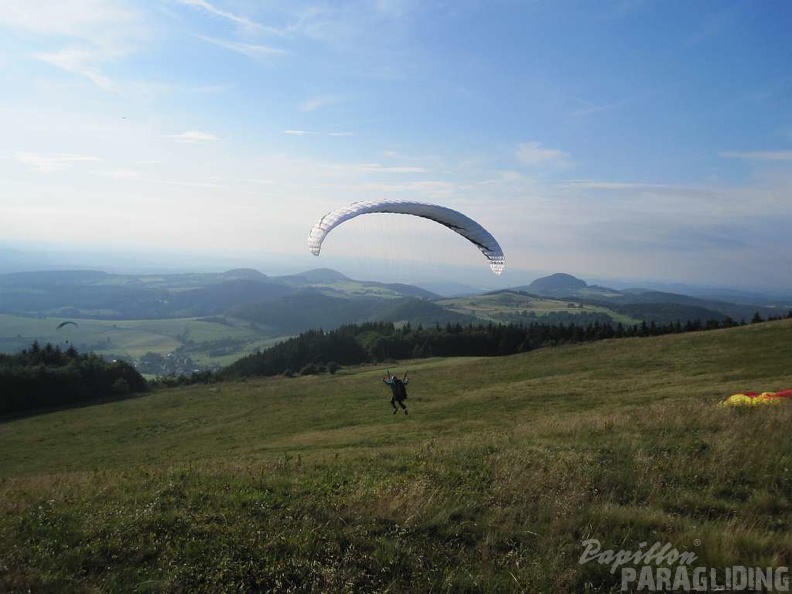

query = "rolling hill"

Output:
[[0, 268, 438, 320], [1, 268, 788, 377], [1, 319, 791, 591], [517, 273, 788, 322]]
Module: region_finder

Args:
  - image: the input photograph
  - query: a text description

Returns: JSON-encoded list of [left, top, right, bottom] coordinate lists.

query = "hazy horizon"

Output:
[[4, 240, 792, 299]]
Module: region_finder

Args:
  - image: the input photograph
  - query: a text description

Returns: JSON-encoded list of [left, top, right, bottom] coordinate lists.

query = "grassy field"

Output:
[[0, 291, 637, 372], [439, 292, 641, 325], [0, 313, 284, 368], [1, 320, 791, 592]]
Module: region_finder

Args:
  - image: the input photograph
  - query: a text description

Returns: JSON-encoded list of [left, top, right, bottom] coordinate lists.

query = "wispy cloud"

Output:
[[277, 1, 423, 47], [239, 178, 274, 185], [34, 48, 114, 89], [104, 168, 222, 187], [363, 65, 405, 81], [516, 142, 570, 168], [151, 178, 222, 188], [683, 4, 740, 48], [557, 180, 682, 191], [720, 150, 792, 162], [0, 0, 136, 38], [164, 130, 219, 142], [284, 130, 353, 137], [300, 95, 341, 112], [571, 97, 626, 118], [11, 152, 101, 172], [372, 0, 417, 19], [176, 0, 263, 31], [1, 1, 144, 89], [106, 169, 141, 179], [196, 35, 287, 60], [349, 163, 428, 174]]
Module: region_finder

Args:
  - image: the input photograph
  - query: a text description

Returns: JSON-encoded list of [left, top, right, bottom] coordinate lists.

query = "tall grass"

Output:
[[1, 320, 791, 592]]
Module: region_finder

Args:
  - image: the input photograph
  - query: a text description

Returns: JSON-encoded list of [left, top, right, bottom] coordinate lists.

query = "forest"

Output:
[[0, 342, 149, 416], [5, 311, 790, 412], [221, 312, 790, 380]]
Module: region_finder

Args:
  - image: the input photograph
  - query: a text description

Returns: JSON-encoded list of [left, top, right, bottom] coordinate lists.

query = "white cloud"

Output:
[[363, 180, 456, 197], [34, 48, 114, 89], [11, 152, 101, 172], [103, 168, 223, 187], [106, 169, 140, 179], [720, 151, 792, 162], [239, 178, 274, 185], [196, 35, 287, 60], [176, 0, 263, 31], [300, 95, 341, 112], [363, 65, 405, 80], [164, 130, 219, 142], [1, 1, 145, 89], [0, 0, 135, 38], [373, 0, 418, 19], [359, 164, 428, 174], [276, 1, 424, 47], [557, 180, 685, 191], [150, 177, 222, 188], [285, 130, 352, 137], [516, 142, 570, 168], [571, 97, 626, 118]]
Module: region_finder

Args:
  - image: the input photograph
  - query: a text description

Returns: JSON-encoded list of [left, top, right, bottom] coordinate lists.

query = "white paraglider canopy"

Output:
[[307, 200, 505, 275]]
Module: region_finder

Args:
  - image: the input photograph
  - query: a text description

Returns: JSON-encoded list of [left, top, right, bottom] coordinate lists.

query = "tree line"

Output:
[[0, 341, 149, 416], [221, 311, 792, 379], [4, 311, 789, 413]]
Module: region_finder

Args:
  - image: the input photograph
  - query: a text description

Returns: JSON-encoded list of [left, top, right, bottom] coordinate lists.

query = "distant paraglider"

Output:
[[720, 389, 792, 407], [307, 199, 505, 275], [56, 321, 78, 331]]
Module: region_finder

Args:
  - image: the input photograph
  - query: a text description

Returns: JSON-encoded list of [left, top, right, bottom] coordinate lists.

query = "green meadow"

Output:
[[1, 320, 791, 592], [439, 293, 641, 325], [0, 314, 284, 368]]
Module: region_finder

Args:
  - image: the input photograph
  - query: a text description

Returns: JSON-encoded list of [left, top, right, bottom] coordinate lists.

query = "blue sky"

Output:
[[1, 1, 791, 289]]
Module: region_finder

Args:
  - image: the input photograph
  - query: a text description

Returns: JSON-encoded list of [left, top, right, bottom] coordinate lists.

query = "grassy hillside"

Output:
[[440, 291, 641, 325], [1, 321, 791, 592]]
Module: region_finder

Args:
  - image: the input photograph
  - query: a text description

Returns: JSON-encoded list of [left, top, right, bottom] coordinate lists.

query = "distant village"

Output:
[[120, 351, 221, 377]]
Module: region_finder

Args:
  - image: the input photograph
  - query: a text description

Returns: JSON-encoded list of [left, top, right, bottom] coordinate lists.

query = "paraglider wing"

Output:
[[57, 321, 78, 330], [307, 200, 505, 275], [720, 389, 792, 407]]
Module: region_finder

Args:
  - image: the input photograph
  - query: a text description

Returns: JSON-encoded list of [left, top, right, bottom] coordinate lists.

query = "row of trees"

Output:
[[0, 341, 149, 416], [5, 311, 789, 413], [222, 312, 791, 380]]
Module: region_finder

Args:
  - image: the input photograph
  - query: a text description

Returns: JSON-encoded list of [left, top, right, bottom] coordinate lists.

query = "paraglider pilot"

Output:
[[383, 370, 409, 415]]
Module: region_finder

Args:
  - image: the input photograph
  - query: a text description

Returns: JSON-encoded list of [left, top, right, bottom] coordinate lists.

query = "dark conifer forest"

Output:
[[221, 313, 790, 380], [0, 342, 148, 415]]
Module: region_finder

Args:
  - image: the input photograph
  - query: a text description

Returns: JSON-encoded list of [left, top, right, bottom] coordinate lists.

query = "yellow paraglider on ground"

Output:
[[720, 389, 792, 407]]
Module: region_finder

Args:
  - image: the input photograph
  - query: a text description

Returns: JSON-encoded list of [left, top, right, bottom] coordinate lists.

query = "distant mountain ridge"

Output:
[[0, 268, 788, 359], [2, 267, 789, 372], [1, 268, 786, 326], [0, 268, 439, 321], [513, 273, 788, 323]]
